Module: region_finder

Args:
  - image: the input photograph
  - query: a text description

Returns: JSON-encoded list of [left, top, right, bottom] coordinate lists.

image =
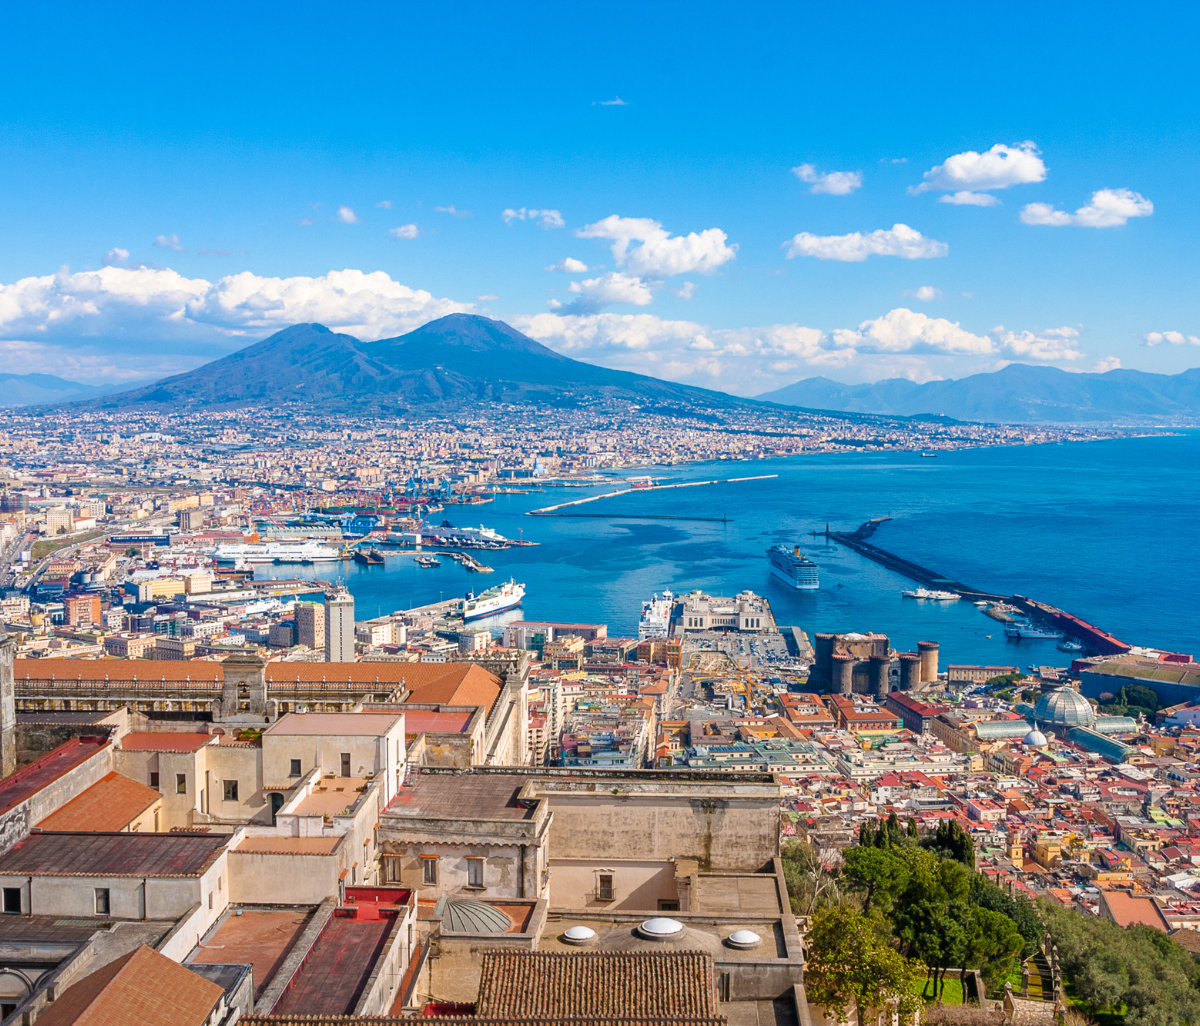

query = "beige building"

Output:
[[295, 601, 325, 650]]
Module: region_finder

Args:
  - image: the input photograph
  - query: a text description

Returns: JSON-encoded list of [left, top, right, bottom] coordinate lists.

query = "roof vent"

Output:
[[561, 925, 597, 946], [638, 917, 684, 939], [726, 929, 762, 949]]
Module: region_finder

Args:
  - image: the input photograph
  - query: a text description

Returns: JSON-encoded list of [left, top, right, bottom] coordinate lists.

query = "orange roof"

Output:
[[406, 664, 501, 711], [38, 772, 161, 833], [119, 733, 214, 753], [35, 944, 222, 1026], [234, 836, 341, 855], [14, 659, 222, 684], [1101, 889, 1170, 932]]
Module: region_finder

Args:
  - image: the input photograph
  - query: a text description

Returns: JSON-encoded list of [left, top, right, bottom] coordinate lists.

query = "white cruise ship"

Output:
[[638, 591, 675, 640], [766, 545, 819, 590], [211, 541, 341, 564], [461, 579, 525, 621]]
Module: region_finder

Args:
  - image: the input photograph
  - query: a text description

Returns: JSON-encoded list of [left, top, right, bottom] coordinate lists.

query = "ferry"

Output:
[[1004, 621, 1064, 641], [766, 545, 819, 590], [902, 587, 959, 601], [212, 541, 340, 564], [638, 590, 675, 640], [462, 579, 525, 621]]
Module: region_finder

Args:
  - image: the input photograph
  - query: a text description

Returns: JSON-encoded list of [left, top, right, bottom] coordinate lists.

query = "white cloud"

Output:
[[1144, 330, 1200, 346], [576, 215, 737, 277], [784, 223, 947, 262], [915, 141, 1046, 194], [436, 205, 473, 218], [1020, 188, 1153, 228], [995, 326, 1084, 362], [0, 266, 470, 345], [791, 163, 862, 195], [336, 206, 360, 224], [0, 337, 204, 384], [389, 224, 419, 239], [839, 308, 993, 355], [502, 207, 565, 229], [1094, 356, 1121, 372], [477, 294, 499, 302], [153, 234, 184, 252], [674, 282, 696, 300], [907, 286, 942, 302], [375, 200, 393, 209], [596, 97, 628, 106], [564, 272, 657, 311], [103, 248, 130, 265], [545, 257, 590, 273], [938, 191, 1001, 207]]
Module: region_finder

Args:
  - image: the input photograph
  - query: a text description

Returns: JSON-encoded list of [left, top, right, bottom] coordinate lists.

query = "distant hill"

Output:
[[0, 373, 142, 408], [758, 364, 1200, 424], [85, 314, 763, 413]]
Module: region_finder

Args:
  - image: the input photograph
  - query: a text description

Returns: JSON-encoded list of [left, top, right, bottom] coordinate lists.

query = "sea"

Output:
[[254, 431, 1200, 668]]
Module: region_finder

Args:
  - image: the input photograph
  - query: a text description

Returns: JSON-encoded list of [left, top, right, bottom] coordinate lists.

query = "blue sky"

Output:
[[1, 1, 1197, 394]]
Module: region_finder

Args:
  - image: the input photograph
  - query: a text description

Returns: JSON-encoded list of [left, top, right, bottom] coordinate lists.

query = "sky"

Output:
[[1, 1, 1198, 396]]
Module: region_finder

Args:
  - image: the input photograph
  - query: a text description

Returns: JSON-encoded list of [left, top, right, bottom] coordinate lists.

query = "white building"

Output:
[[325, 588, 355, 662]]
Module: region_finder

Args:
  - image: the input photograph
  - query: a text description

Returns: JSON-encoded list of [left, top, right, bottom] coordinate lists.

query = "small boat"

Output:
[[902, 587, 959, 600], [1005, 621, 1064, 641], [415, 555, 441, 569], [1057, 639, 1084, 653], [920, 452, 939, 458]]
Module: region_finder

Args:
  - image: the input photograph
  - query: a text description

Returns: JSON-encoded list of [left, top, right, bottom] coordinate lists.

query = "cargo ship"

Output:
[[638, 591, 675, 640], [767, 545, 819, 590], [462, 579, 525, 621]]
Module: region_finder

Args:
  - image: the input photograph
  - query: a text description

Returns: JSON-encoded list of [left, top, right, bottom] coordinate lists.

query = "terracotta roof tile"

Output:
[[37, 772, 161, 833], [118, 733, 215, 752], [35, 944, 223, 1026]]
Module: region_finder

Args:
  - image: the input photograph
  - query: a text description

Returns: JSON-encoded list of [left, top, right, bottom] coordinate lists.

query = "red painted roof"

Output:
[[0, 737, 110, 816], [119, 733, 214, 753]]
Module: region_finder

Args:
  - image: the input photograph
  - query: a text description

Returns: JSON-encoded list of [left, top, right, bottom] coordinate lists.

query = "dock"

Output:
[[822, 518, 1131, 655], [527, 474, 777, 517]]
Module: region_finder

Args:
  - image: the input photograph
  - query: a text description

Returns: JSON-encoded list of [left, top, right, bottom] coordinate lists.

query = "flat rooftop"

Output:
[[265, 712, 402, 736], [292, 779, 369, 817], [189, 907, 315, 1000], [402, 710, 474, 735], [0, 830, 228, 877], [0, 913, 173, 946], [271, 903, 398, 1015], [119, 732, 215, 752], [234, 837, 341, 855], [0, 737, 110, 816], [386, 772, 535, 821]]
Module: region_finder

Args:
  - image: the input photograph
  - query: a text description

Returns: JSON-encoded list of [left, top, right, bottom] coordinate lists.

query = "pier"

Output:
[[527, 474, 777, 516], [823, 519, 1131, 655]]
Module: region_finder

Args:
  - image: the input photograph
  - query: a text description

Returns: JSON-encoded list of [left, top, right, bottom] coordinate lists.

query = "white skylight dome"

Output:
[[726, 929, 762, 949], [562, 925, 597, 945], [638, 917, 684, 939]]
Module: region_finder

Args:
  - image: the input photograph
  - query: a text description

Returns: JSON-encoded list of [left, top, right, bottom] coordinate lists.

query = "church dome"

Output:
[[1023, 729, 1048, 747], [1033, 687, 1095, 729], [442, 898, 513, 934]]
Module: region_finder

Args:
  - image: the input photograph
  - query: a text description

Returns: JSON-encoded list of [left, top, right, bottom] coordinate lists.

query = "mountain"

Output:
[[0, 373, 142, 408], [82, 314, 763, 413], [758, 364, 1200, 424]]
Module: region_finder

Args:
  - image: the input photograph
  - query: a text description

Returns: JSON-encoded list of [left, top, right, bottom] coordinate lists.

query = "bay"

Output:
[[255, 431, 1200, 668]]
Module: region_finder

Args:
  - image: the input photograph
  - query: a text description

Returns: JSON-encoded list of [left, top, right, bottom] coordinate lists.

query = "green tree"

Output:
[[963, 907, 1024, 992], [805, 905, 924, 1026], [921, 820, 975, 867], [840, 845, 910, 914], [969, 873, 1041, 957]]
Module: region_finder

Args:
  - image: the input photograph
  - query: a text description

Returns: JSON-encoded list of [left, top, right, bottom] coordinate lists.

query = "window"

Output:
[[658, 899, 680, 911], [2, 888, 20, 914], [467, 857, 484, 888], [149, 772, 159, 789], [340, 753, 351, 777], [223, 780, 239, 802], [289, 759, 302, 777], [598, 874, 613, 902], [176, 773, 187, 794], [94, 888, 110, 916], [207, 891, 213, 910], [421, 857, 438, 886]]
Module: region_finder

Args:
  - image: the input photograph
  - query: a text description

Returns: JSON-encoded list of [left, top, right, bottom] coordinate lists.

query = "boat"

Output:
[[920, 452, 938, 458], [353, 548, 385, 566], [767, 545, 819, 591], [902, 587, 959, 601], [1004, 621, 1064, 640], [638, 590, 675, 640], [415, 555, 441, 569], [212, 541, 340, 564], [462, 579, 525, 621], [1057, 639, 1084, 653]]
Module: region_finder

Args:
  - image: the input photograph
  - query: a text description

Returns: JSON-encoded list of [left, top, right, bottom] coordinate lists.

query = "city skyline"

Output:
[[1, 2, 1198, 393]]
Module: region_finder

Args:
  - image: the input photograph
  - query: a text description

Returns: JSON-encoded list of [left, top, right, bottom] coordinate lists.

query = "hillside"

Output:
[[83, 314, 760, 413], [758, 364, 1200, 424], [0, 373, 133, 408]]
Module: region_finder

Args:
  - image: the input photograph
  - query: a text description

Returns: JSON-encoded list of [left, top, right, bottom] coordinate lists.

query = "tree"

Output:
[[964, 907, 1024, 993], [780, 841, 841, 916], [969, 873, 1041, 957], [921, 820, 975, 867], [805, 905, 924, 1026], [841, 845, 910, 914]]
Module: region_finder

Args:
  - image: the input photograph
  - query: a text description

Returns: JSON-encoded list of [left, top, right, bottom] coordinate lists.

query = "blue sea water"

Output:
[[257, 432, 1200, 667]]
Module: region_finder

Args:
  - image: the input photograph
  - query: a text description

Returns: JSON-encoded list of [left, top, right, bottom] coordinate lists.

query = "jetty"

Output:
[[822, 518, 1131, 655], [527, 474, 777, 517]]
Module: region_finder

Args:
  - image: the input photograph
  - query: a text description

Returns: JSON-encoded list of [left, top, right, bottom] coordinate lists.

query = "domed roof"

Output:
[[726, 929, 762, 949], [639, 917, 684, 938], [562, 925, 596, 945], [1033, 687, 1095, 728], [442, 898, 513, 934], [1023, 729, 1048, 747]]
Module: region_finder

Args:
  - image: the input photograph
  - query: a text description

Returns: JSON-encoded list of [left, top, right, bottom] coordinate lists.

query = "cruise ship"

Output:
[[461, 579, 525, 621], [766, 545, 819, 590], [211, 541, 341, 564], [638, 591, 675, 640]]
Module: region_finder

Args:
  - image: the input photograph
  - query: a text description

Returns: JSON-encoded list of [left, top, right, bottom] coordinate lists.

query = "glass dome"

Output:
[[639, 917, 684, 938], [1033, 687, 1095, 729]]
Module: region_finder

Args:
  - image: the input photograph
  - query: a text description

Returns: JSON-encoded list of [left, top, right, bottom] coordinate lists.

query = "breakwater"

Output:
[[526, 474, 777, 517]]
